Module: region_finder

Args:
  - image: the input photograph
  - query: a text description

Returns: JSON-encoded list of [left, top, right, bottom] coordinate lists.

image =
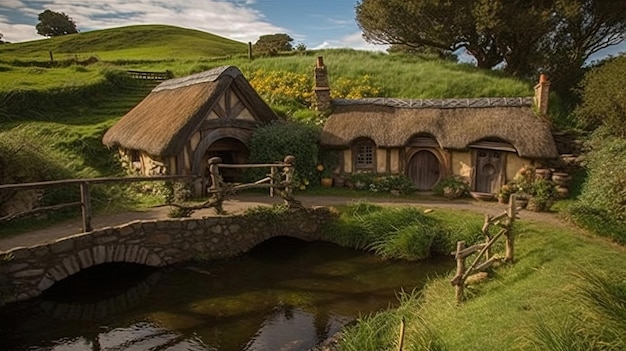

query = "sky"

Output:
[[0, 0, 384, 51], [0, 0, 623, 61]]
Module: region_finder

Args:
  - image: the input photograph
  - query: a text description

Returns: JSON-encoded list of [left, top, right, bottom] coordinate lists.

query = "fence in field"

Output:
[[450, 195, 519, 303], [0, 156, 296, 233], [126, 70, 173, 80]]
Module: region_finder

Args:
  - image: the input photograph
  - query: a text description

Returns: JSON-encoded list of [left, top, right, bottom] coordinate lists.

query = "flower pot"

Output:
[[320, 177, 333, 188], [551, 172, 571, 186], [535, 168, 551, 180]]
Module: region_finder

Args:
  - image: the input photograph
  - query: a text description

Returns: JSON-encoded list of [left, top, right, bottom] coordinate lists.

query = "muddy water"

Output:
[[0, 237, 453, 351]]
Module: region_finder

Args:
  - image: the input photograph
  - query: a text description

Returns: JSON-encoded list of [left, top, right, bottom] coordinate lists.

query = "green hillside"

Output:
[[0, 25, 248, 62]]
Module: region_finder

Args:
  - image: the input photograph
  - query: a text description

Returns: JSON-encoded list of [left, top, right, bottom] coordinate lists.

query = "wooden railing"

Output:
[[0, 156, 296, 234], [450, 195, 519, 303], [126, 70, 173, 80]]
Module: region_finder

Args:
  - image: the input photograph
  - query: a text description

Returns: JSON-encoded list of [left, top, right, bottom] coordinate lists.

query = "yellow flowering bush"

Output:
[[249, 69, 313, 107], [331, 75, 383, 99]]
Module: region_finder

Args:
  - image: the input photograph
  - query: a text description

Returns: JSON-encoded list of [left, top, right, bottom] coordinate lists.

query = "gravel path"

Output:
[[0, 193, 572, 252]]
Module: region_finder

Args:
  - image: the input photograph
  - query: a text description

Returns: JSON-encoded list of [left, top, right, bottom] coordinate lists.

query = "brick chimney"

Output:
[[534, 74, 550, 115], [313, 56, 331, 111]]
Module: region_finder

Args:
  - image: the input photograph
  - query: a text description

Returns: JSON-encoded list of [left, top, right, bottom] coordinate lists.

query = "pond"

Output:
[[0, 237, 453, 351]]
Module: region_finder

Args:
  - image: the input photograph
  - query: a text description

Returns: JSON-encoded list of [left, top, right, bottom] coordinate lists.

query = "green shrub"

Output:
[[576, 132, 626, 222], [369, 175, 415, 194], [247, 120, 320, 183], [566, 204, 626, 245], [575, 55, 626, 138], [433, 175, 470, 199]]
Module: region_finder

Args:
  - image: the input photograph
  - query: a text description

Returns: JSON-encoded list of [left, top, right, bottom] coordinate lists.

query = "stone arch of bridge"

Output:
[[36, 244, 166, 293]]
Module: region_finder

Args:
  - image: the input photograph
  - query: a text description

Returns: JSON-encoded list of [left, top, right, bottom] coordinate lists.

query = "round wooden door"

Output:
[[408, 150, 441, 191]]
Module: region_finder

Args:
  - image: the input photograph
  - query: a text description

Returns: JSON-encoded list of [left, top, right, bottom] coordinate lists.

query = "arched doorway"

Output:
[[203, 138, 250, 182], [407, 150, 441, 191]]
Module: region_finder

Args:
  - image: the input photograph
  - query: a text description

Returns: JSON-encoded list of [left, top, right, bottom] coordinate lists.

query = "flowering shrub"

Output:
[[249, 69, 313, 107], [509, 166, 557, 211], [331, 75, 383, 99]]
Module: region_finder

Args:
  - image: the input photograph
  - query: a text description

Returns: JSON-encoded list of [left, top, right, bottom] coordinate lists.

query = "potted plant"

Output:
[[317, 164, 333, 187], [497, 183, 518, 204]]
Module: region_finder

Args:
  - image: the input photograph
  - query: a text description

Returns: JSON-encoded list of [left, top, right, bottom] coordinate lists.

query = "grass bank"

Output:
[[329, 205, 626, 350]]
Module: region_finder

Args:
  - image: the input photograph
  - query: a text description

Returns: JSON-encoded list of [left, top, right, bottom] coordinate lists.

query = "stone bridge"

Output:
[[0, 207, 335, 305]]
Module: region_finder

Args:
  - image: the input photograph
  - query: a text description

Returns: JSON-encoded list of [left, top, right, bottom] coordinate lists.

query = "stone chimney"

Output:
[[534, 74, 550, 115], [313, 56, 331, 111]]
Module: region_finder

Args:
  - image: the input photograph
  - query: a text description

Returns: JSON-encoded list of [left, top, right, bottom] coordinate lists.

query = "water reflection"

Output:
[[0, 237, 453, 351]]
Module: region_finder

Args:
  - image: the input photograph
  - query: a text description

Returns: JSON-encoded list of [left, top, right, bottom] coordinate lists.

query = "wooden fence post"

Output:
[[505, 194, 517, 262], [208, 157, 224, 213], [397, 316, 406, 351], [452, 241, 466, 303], [283, 155, 295, 195], [80, 182, 93, 232], [270, 166, 276, 197]]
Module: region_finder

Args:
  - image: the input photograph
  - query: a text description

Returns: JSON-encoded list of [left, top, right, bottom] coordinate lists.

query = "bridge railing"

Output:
[[0, 156, 296, 233]]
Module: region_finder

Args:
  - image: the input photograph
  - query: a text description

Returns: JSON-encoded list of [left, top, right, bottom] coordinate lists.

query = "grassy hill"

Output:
[[0, 24, 248, 63]]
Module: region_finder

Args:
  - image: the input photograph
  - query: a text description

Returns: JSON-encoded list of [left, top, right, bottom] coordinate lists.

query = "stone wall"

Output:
[[0, 207, 336, 305]]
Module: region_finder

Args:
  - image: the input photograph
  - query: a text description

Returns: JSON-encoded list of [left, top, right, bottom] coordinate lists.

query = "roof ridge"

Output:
[[153, 66, 242, 92], [333, 97, 533, 109]]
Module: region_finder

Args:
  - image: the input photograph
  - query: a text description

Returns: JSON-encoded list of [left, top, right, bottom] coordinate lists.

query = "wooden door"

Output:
[[408, 150, 441, 191], [474, 149, 504, 193]]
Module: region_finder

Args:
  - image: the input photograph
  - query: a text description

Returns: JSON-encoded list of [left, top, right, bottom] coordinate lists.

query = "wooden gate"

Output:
[[407, 150, 441, 191], [474, 149, 504, 193]]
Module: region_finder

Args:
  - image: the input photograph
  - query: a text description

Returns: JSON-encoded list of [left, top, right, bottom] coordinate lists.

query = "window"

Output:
[[352, 138, 376, 171]]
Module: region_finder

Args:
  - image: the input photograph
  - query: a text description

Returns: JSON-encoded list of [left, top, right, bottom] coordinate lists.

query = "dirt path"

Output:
[[0, 193, 569, 252]]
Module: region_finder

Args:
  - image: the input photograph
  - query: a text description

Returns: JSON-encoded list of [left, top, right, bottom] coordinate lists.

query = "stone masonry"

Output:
[[0, 207, 336, 305]]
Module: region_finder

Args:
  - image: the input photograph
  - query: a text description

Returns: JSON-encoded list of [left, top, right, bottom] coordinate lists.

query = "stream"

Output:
[[0, 237, 453, 351]]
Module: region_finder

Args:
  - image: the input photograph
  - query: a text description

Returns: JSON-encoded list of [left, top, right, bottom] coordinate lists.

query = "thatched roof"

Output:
[[321, 98, 558, 159], [103, 66, 276, 156]]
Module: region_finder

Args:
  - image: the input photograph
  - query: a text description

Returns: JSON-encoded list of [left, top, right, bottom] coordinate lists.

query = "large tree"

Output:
[[36, 9, 78, 37], [253, 33, 294, 56], [356, 0, 626, 94]]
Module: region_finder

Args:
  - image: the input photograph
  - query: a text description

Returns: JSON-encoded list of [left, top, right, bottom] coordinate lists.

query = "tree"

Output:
[[36, 9, 78, 37], [575, 55, 626, 138], [253, 34, 294, 56], [355, 0, 626, 95]]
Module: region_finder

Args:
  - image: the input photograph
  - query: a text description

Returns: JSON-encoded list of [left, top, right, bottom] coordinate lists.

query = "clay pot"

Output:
[[552, 172, 572, 186], [535, 168, 552, 180], [320, 177, 333, 188], [556, 186, 569, 199]]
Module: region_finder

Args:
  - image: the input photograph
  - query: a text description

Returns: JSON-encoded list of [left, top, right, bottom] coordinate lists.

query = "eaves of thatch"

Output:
[[102, 66, 276, 157], [321, 97, 558, 159]]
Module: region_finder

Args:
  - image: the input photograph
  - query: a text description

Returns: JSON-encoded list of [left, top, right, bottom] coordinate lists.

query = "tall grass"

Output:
[[323, 203, 483, 261], [528, 269, 626, 350], [337, 212, 626, 350], [339, 290, 448, 351]]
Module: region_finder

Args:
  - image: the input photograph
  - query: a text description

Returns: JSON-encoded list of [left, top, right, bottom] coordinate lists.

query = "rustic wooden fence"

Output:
[[450, 195, 519, 303], [0, 156, 296, 233], [126, 70, 173, 80]]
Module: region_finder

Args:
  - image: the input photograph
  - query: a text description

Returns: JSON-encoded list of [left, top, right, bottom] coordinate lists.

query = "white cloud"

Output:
[[312, 31, 388, 52], [0, 23, 39, 43], [1, 0, 286, 43]]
